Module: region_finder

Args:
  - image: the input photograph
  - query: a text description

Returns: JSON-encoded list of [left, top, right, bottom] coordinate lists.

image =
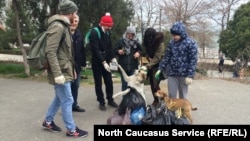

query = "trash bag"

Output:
[[169, 111, 190, 125], [107, 108, 131, 125], [118, 87, 146, 115], [130, 107, 145, 125], [141, 101, 171, 125]]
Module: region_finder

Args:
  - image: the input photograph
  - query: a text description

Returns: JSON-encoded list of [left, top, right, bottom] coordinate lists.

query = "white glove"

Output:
[[140, 66, 147, 73], [103, 61, 111, 72], [184, 77, 192, 85], [54, 75, 65, 85], [111, 58, 118, 66]]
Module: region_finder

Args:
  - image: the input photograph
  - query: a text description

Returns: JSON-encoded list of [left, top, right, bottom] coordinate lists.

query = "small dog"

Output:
[[112, 65, 147, 102], [155, 90, 197, 124]]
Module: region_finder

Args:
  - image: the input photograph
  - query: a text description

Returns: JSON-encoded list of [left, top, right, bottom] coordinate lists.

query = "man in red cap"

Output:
[[89, 12, 118, 111]]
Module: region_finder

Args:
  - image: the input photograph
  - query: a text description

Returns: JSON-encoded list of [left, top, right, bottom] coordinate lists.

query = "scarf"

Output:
[[122, 34, 138, 55]]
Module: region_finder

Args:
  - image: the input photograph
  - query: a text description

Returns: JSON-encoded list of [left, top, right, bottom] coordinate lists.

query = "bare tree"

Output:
[[194, 20, 216, 58], [161, 0, 214, 26], [132, 0, 162, 30], [12, 0, 30, 76], [209, 0, 242, 31]]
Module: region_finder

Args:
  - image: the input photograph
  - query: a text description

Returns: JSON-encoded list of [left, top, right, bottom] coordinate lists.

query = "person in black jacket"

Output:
[[114, 26, 142, 91], [70, 15, 86, 112], [143, 28, 165, 105], [89, 13, 118, 111]]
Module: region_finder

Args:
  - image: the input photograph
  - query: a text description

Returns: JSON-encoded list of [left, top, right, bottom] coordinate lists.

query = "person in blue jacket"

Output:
[[155, 22, 198, 99]]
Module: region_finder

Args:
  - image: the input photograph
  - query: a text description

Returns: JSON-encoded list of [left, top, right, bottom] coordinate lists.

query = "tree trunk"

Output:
[[12, 0, 30, 76]]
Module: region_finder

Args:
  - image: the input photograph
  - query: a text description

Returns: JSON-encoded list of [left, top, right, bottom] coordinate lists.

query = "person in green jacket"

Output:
[[42, 0, 88, 138]]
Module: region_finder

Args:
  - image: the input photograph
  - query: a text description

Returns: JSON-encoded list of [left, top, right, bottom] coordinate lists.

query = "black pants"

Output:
[[148, 67, 161, 103], [218, 60, 224, 73], [71, 71, 81, 108], [92, 62, 114, 105]]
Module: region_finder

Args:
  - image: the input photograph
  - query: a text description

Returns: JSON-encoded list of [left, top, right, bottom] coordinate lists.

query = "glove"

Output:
[[54, 75, 65, 85], [139, 66, 147, 73], [184, 77, 192, 85], [111, 58, 118, 66], [102, 61, 111, 72], [155, 70, 161, 80]]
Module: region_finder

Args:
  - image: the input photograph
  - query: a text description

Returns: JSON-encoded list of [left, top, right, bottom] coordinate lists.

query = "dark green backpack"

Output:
[[84, 27, 101, 48], [28, 21, 65, 70]]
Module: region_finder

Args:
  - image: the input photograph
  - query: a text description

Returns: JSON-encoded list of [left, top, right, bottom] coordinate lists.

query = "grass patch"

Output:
[[0, 61, 121, 84]]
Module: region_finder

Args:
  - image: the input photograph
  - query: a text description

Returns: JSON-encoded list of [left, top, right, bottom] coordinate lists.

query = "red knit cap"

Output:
[[100, 12, 114, 27]]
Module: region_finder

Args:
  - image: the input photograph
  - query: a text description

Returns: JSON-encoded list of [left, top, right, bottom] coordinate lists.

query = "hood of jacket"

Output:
[[170, 22, 188, 39], [47, 14, 70, 27]]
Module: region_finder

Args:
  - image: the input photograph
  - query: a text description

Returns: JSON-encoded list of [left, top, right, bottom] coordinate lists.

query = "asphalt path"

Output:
[[1, 77, 250, 141]]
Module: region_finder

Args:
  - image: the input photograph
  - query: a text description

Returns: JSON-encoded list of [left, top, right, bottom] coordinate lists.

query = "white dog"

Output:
[[113, 65, 147, 102]]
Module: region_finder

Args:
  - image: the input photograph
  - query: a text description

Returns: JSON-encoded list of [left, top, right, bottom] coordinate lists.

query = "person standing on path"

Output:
[[42, 0, 88, 137], [89, 13, 118, 111], [218, 51, 224, 73], [143, 27, 166, 105], [233, 58, 241, 78], [155, 22, 198, 99], [70, 14, 86, 112], [113, 26, 142, 91]]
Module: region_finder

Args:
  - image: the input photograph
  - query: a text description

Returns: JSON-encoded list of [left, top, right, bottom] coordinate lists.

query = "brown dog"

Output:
[[155, 90, 197, 124]]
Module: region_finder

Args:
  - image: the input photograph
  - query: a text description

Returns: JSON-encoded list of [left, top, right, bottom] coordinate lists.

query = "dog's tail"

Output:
[[112, 88, 131, 98]]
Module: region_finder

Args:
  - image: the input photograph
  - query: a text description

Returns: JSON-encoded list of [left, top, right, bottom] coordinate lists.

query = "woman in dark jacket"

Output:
[[143, 28, 165, 105], [114, 26, 142, 91]]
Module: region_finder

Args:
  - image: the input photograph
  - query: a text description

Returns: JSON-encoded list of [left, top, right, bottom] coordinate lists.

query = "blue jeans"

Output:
[[71, 72, 81, 108], [45, 81, 76, 132]]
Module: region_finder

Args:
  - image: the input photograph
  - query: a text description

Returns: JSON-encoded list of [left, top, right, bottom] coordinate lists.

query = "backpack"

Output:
[[27, 21, 66, 70], [84, 27, 101, 48]]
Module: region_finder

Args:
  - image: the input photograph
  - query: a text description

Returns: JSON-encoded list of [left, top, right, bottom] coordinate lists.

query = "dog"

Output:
[[155, 89, 197, 124], [112, 65, 147, 102]]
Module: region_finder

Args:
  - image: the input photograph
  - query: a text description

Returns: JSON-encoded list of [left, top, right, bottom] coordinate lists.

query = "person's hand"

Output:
[[102, 61, 111, 72], [134, 52, 140, 59], [140, 66, 147, 73], [111, 58, 118, 66], [155, 70, 161, 80], [184, 77, 192, 85], [54, 75, 65, 85], [118, 49, 125, 55]]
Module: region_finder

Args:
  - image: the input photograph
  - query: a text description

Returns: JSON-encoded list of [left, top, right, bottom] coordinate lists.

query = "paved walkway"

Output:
[[1, 77, 250, 141]]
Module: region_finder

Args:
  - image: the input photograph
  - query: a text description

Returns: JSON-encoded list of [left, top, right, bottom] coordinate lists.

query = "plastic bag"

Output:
[[118, 87, 146, 115], [130, 107, 145, 125], [169, 111, 190, 125], [107, 108, 131, 125], [141, 101, 171, 125]]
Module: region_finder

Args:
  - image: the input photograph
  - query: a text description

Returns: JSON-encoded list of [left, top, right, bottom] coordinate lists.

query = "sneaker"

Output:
[[108, 101, 118, 107], [72, 105, 86, 112], [66, 127, 88, 137], [42, 120, 62, 132], [99, 104, 107, 111]]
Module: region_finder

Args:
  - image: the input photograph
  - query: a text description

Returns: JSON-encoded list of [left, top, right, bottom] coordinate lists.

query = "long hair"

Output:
[[143, 28, 164, 58]]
